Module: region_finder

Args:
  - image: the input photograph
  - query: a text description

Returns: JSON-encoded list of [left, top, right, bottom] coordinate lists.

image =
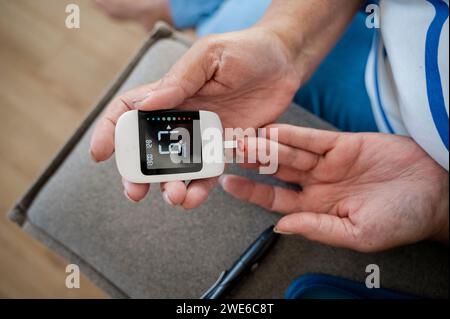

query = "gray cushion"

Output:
[[10, 24, 449, 298]]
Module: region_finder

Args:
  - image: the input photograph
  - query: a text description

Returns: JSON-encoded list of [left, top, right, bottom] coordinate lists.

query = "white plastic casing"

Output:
[[115, 110, 224, 183]]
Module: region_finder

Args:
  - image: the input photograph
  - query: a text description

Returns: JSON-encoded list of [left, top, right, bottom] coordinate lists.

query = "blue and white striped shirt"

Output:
[[366, 0, 449, 170]]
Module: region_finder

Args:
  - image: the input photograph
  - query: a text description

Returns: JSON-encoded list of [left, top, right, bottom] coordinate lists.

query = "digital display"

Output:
[[138, 111, 202, 175]]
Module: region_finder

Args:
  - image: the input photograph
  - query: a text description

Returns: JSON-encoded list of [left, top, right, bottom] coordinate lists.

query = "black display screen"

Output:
[[138, 110, 202, 175]]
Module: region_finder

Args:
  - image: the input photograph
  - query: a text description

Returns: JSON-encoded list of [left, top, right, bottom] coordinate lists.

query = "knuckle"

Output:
[[115, 94, 130, 108], [196, 36, 224, 61], [199, 35, 220, 49]]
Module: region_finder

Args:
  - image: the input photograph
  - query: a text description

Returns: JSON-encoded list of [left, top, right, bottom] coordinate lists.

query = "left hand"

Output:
[[219, 124, 449, 252]]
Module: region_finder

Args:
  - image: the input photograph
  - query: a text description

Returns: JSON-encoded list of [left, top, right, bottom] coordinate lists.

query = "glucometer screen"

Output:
[[138, 110, 203, 175]]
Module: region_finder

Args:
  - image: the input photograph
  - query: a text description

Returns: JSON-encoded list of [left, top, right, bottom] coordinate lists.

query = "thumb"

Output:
[[275, 212, 358, 250], [133, 40, 218, 110]]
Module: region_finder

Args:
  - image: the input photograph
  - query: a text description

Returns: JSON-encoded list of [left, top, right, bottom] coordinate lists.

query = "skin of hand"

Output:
[[92, 0, 173, 30], [219, 124, 449, 252], [89, 27, 301, 209], [89, 0, 365, 209]]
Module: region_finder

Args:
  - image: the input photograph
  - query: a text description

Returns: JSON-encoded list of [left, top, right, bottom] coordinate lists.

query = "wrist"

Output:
[[254, 20, 310, 84], [250, 24, 308, 85], [255, 0, 364, 82]]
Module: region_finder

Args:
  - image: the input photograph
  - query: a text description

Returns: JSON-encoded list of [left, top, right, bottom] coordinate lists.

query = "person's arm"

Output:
[[256, 0, 365, 83]]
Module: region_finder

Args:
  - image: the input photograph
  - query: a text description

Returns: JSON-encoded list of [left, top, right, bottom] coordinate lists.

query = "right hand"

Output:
[[89, 27, 301, 209]]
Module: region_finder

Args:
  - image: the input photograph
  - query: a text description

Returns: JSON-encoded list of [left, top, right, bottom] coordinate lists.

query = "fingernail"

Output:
[[89, 149, 98, 163], [273, 227, 294, 235], [162, 191, 174, 206], [123, 189, 138, 203], [218, 174, 228, 186], [132, 92, 151, 105]]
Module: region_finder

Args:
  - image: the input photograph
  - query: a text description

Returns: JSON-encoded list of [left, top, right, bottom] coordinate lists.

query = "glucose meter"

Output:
[[115, 110, 225, 183]]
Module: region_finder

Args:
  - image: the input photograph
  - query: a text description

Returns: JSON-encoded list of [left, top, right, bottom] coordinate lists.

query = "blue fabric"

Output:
[[285, 274, 417, 299], [169, 0, 224, 29], [196, 0, 272, 36], [371, 31, 395, 133], [424, 0, 449, 151], [169, 1, 378, 132], [294, 12, 378, 132]]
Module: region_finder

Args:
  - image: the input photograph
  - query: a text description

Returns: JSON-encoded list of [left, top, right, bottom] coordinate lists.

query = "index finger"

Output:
[[89, 84, 159, 162], [266, 124, 340, 155], [243, 137, 319, 172]]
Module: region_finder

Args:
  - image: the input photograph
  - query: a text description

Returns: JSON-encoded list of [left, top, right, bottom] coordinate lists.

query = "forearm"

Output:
[[255, 0, 365, 83]]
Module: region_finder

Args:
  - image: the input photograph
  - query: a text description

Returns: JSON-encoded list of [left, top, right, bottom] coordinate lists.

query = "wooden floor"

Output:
[[0, 0, 147, 298], [0, 0, 146, 214]]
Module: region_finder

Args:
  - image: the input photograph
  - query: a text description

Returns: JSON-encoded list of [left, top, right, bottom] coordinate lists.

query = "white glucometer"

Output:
[[115, 110, 225, 183]]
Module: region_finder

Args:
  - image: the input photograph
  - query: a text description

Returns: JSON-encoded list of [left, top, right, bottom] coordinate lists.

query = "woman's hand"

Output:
[[89, 28, 300, 208], [220, 124, 449, 252]]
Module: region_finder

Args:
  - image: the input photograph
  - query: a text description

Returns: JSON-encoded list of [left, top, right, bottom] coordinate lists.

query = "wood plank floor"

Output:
[[0, 0, 147, 298], [0, 0, 146, 214]]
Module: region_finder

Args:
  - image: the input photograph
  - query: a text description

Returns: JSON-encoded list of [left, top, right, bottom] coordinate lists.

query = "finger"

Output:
[[265, 124, 340, 155], [160, 181, 187, 206], [273, 165, 311, 185], [134, 39, 218, 111], [244, 137, 319, 171], [236, 163, 313, 186], [122, 178, 150, 202], [182, 177, 218, 210], [90, 98, 130, 162], [90, 40, 218, 162], [219, 174, 303, 214], [90, 38, 214, 162], [275, 212, 358, 249], [89, 84, 160, 162]]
